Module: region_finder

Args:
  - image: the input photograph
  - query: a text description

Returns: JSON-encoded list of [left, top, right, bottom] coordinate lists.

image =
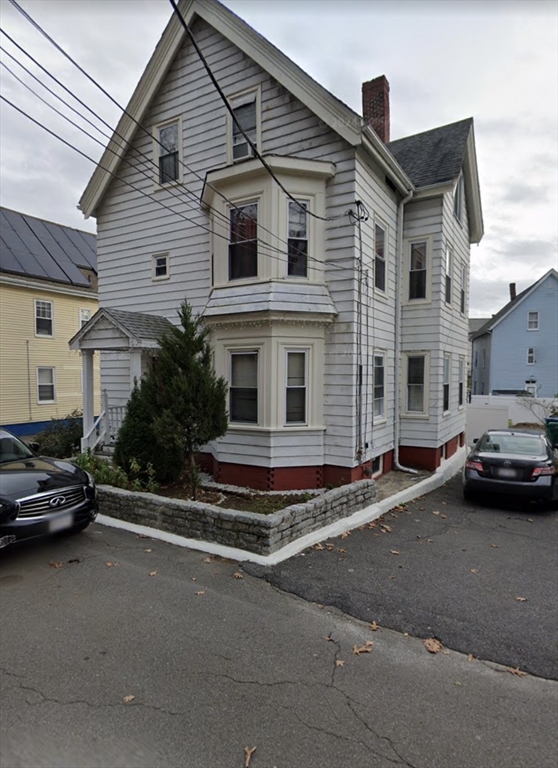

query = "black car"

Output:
[[0, 429, 98, 549], [463, 428, 557, 506]]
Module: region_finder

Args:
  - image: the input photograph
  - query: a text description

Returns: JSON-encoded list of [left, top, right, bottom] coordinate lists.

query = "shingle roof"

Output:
[[468, 318, 490, 336], [104, 308, 173, 341], [387, 118, 473, 188], [0, 207, 96, 288]]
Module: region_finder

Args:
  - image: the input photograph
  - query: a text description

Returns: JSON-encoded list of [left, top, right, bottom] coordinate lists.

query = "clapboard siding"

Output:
[[100, 352, 130, 408]]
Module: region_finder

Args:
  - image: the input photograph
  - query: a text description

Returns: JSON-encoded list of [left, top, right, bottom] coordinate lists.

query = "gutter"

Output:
[[393, 189, 417, 474]]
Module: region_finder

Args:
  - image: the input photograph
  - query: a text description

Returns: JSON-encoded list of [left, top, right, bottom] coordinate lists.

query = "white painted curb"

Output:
[[97, 447, 466, 565]]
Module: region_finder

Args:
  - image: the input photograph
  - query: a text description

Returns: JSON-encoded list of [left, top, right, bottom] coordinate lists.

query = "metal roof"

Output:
[[0, 207, 96, 288]]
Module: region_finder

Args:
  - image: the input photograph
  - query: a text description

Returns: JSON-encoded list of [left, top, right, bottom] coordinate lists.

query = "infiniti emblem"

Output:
[[503, 460, 512, 467], [49, 496, 66, 508]]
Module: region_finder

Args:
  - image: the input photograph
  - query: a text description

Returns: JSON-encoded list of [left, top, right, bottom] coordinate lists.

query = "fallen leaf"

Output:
[[106, 562, 119, 568], [440, 514, 448, 520], [233, 572, 244, 579], [527, 518, 533, 523], [424, 638, 443, 654], [390, 549, 400, 555], [416, 534, 422, 539], [337, 548, 346, 553], [380, 524, 392, 533], [468, 654, 475, 662], [67, 558, 81, 564], [369, 621, 380, 631], [325, 543, 334, 551], [368, 521, 378, 529], [432, 510, 440, 516], [508, 667, 528, 677], [244, 746, 256, 767], [144, 549, 152, 553], [454, 681, 463, 686], [313, 543, 325, 551], [443, 650, 451, 656], [442, 501, 447, 505], [191, 577, 197, 582], [419, 507, 425, 511], [341, 531, 351, 539], [137, 534, 150, 539], [490, 544, 499, 549], [427, 539, 434, 543], [516, 596, 527, 602], [470, 569, 479, 575], [317, 604, 324, 609], [123, 695, 135, 704], [196, 591, 205, 596], [49, 561, 63, 569], [335, 659, 345, 667], [203, 556, 213, 563], [389, 512, 398, 518], [389, 575, 397, 580], [323, 633, 334, 642], [353, 643, 373, 655], [358, 525, 366, 531]]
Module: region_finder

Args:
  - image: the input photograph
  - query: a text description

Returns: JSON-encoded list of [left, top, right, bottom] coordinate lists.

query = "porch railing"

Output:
[[107, 404, 126, 444], [81, 389, 109, 453]]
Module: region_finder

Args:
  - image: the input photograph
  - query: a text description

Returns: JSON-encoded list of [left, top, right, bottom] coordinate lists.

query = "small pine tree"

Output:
[[115, 301, 228, 495]]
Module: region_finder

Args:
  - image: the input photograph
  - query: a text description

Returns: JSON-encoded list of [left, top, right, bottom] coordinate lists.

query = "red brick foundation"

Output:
[[398, 446, 441, 471]]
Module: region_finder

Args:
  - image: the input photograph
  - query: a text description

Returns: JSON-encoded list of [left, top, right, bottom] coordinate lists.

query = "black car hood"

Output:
[[0, 457, 88, 502]]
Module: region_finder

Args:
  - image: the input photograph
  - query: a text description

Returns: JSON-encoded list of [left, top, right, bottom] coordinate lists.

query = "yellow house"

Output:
[[0, 207, 100, 436]]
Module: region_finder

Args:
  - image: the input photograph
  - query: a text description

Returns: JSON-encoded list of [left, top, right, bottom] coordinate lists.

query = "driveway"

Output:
[[245, 475, 558, 680], [1, 522, 557, 768]]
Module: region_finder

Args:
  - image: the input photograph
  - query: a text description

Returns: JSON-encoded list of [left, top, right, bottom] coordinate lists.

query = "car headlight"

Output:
[[85, 471, 96, 488]]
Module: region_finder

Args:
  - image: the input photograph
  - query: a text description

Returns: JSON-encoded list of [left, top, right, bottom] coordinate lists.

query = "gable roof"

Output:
[[388, 118, 473, 188], [471, 269, 558, 339], [79, 0, 413, 218], [469, 317, 490, 336], [69, 307, 173, 350], [0, 207, 96, 288]]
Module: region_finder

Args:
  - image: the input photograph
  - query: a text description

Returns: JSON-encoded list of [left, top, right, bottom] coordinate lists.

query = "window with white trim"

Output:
[[444, 246, 453, 304], [35, 299, 53, 336], [407, 356, 426, 413], [229, 352, 258, 424], [443, 354, 451, 412], [409, 242, 427, 300], [458, 357, 465, 406], [152, 253, 169, 281], [229, 202, 258, 280], [37, 367, 55, 403], [454, 175, 464, 223], [527, 311, 539, 330], [527, 347, 536, 365], [287, 200, 308, 278], [157, 119, 179, 185], [374, 224, 386, 292], [230, 91, 257, 161], [285, 351, 307, 424], [373, 353, 385, 418], [460, 264, 467, 314], [79, 308, 91, 328]]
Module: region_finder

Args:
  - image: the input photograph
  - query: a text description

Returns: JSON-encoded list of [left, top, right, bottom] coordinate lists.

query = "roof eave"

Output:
[[362, 126, 414, 195], [463, 126, 484, 244]]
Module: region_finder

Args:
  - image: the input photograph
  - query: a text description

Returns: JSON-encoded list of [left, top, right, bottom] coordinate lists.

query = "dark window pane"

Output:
[[409, 270, 426, 299], [443, 385, 449, 412], [232, 102, 256, 136], [408, 357, 425, 384], [460, 288, 465, 313], [36, 317, 52, 335], [230, 389, 257, 423], [410, 242, 427, 270], [375, 256, 386, 291], [458, 382, 463, 406], [286, 388, 306, 423], [159, 152, 178, 184], [159, 123, 178, 154], [288, 240, 308, 276], [445, 275, 452, 304], [289, 202, 307, 238], [229, 204, 258, 279]]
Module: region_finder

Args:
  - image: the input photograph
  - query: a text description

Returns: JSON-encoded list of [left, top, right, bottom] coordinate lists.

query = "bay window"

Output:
[[287, 201, 308, 277], [286, 351, 307, 424], [229, 352, 258, 424], [229, 203, 258, 280]]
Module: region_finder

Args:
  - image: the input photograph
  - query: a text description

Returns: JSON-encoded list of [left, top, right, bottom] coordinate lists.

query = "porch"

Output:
[[68, 307, 173, 452]]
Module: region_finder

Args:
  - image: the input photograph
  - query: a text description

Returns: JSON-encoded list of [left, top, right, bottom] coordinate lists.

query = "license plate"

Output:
[[49, 514, 73, 533], [498, 469, 516, 478], [0, 535, 16, 549]]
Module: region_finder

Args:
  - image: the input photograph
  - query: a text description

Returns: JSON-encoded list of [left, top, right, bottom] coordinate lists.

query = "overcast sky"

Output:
[[1, 0, 556, 316]]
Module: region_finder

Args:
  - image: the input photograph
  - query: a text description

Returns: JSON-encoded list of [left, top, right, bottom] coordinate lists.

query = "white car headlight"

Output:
[[85, 471, 96, 488]]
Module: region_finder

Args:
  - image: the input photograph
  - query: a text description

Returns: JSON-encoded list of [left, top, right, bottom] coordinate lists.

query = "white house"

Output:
[[70, 0, 483, 490]]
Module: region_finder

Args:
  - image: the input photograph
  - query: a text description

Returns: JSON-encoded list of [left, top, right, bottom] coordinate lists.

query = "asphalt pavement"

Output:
[[244, 475, 558, 680], [1, 521, 557, 768]]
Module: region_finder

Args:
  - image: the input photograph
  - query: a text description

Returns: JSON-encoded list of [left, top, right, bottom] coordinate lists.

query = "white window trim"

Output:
[[152, 115, 183, 189], [226, 85, 261, 166], [373, 350, 387, 423], [444, 245, 453, 305], [152, 252, 170, 282], [527, 311, 539, 331], [284, 348, 309, 427], [34, 298, 54, 338], [403, 352, 430, 418], [228, 347, 261, 426], [443, 353, 451, 415], [403, 237, 432, 305], [286, 198, 310, 281], [373, 218, 388, 296], [37, 366, 56, 404], [371, 454, 383, 479], [79, 308, 91, 328], [527, 347, 536, 365]]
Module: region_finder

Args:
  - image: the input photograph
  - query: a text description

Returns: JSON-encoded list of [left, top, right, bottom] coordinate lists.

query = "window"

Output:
[[37, 367, 55, 403], [35, 299, 53, 336], [230, 91, 257, 161], [286, 351, 307, 424], [527, 347, 536, 364], [454, 175, 464, 223], [373, 354, 385, 418], [407, 356, 425, 413], [409, 242, 427, 300], [443, 354, 451, 412], [230, 352, 258, 423], [287, 201, 308, 277], [458, 357, 465, 406], [157, 120, 179, 184], [79, 308, 91, 328], [152, 253, 169, 281], [460, 264, 467, 314], [444, 246, 453, 304], [374, 224, 386, 292], [229, 203, 258, 280], [474, 350, 478, 368], [527, 311, 539, 330], [482, 348, 486, 369]]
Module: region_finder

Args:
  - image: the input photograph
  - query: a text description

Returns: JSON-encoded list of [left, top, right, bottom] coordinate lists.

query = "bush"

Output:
[[73, 450, 159, 493], [36, 409, 83, 458]]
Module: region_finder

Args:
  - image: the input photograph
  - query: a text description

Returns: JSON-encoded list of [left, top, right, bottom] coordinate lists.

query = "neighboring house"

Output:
[[0, 207, 100, 435], [471, 271, 558, 397], [71, 0, 483, 489]]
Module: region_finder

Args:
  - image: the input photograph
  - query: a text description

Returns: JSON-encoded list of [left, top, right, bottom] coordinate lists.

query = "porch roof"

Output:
[[69, 307, 173, 351]]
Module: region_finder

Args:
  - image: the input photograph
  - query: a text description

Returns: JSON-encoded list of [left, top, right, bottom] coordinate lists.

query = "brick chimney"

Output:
[[362, 75, 390, 143], [509, 283, 516, 300]]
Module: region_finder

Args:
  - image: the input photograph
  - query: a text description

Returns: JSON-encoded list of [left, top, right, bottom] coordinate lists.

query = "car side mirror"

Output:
[[28, 441, 40, 453]]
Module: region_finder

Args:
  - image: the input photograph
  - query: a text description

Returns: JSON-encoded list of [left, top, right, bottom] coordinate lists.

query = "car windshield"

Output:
[[0, 433, 35, 463], [477, 433, 546, 456]]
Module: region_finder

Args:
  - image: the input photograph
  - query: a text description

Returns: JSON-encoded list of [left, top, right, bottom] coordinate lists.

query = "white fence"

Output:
[[467, 396, 557, 444]]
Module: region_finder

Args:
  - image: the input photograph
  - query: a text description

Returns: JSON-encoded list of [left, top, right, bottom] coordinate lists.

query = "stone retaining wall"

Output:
[[98, 480, 377, 555]]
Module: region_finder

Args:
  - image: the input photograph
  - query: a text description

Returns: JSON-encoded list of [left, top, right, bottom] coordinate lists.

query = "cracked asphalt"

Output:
[[244, 475, 558, 680], [1, 504, 557, 768]]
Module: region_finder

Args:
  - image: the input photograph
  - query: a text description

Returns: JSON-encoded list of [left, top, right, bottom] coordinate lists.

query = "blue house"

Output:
[[471, 269, 558, 397]]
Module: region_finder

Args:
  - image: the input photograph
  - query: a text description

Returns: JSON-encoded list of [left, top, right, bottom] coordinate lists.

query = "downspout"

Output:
[[394, 190, 417, 474], [26, 340, 32, 422]]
